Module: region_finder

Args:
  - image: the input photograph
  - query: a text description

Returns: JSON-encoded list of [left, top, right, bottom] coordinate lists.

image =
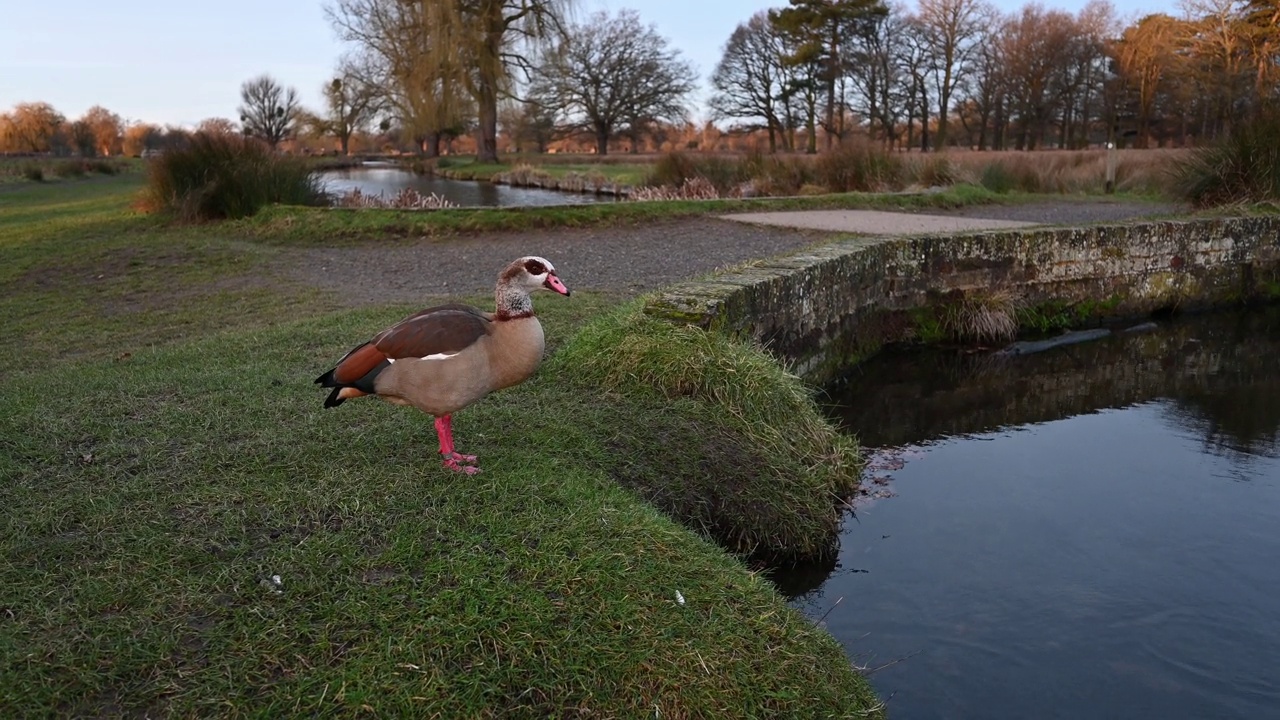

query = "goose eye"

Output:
[[524, 259, 546, 275]]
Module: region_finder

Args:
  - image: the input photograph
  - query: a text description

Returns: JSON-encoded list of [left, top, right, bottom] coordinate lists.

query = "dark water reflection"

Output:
[[317, 163, 618, 207], [782, 307, 1280, 719]]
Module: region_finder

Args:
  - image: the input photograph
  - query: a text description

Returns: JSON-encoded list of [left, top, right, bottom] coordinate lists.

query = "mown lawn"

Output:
[[0, 178, 883, 716]]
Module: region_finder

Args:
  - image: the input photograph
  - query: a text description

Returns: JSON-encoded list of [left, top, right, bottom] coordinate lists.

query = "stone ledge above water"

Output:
[[645, 216, 1280, 383]]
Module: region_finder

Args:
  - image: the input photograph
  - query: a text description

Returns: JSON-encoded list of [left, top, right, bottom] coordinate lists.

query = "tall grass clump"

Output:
[[814, 140, 902, 192], [1175, 112, 1280, 207], [939, 291, 1023, 343], [55, 159, 88, 178], [551, 301, 861, 562], [645, 151, 750, 194], [143, 132, 325, 221], [980, 162, 1017, 193]]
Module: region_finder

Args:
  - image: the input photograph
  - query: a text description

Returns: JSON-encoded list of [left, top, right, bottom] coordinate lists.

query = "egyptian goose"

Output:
[[315, 256, 571, 474]]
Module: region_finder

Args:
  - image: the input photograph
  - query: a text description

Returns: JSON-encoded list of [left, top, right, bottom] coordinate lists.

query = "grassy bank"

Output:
[[0, 167, 881, 716], [244, 182, 1004, 242]]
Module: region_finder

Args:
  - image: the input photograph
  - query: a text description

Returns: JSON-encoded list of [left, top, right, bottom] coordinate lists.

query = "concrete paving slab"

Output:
[[719, 209, 1041, 235]]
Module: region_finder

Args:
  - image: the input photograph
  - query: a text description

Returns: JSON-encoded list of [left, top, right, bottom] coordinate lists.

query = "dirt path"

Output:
[[287, 199, 1186, 304]]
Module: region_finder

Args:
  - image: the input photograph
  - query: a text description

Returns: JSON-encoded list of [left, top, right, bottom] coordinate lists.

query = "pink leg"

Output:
[[434, 415, 479, 474]]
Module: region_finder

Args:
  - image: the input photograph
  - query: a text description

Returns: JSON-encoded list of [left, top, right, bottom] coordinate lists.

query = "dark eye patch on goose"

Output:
[[524, 259, 547, 275]]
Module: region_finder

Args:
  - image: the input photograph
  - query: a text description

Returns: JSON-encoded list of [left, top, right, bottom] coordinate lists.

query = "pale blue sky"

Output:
[[1, 0, 1165, 127]]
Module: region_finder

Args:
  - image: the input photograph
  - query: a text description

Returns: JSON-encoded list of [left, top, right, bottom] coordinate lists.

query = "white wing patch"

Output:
[[386, 352, 456, 365]]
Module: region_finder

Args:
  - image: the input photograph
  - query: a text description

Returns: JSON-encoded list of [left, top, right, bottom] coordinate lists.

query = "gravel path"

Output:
[[292, 217, 830, 303], [289, 199, 1184, 304]]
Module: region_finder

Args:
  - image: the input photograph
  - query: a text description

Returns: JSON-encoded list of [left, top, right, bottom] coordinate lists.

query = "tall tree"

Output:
[[916, 0, 988, 149], [956, 8, 1008, 149], [68, 120, 97, 156], [329, 0, 478, 158], [769, 0, 888, 150], [196, 118, 239, 135], [237, 75, 301, 148], [1111, 14, 1184, 147], [6, 102, 65, 153], [80, 106, 123, 156], [323, 60, 383, 155], [1243, 0, 1280, 105], [847, 6, 910, 148], [534, 9, 696, 155], [710, 12, 792, 152]]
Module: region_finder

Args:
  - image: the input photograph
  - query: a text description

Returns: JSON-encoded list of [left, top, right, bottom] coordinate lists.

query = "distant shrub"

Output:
[[743, 152, 815, 196], [331, 187, 456, 210], [143, 132, 325, 221], [55, 159, 88, 178], [814, 140, 901, 192], [980, 162, 1016, 194], [89, 159, 120, 175], [645, 151, 751, 195], [1175, 112, 1280, 206], [914, 156, 957, 187], [21, 163, 44, 182], [630, 177, 721, 201]]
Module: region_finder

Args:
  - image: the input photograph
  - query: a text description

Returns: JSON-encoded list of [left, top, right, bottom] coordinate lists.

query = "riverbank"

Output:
[[0, 175, 881, 716]]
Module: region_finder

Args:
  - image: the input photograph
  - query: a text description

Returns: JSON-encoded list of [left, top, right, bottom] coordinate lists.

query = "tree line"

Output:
[[711, 0, 1280, 152], [4, 0, 1279, 158]]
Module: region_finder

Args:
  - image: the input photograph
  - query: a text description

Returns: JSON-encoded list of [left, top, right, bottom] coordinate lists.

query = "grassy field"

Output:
[[0, 176, 883, 716], [0, 156, 141, 185]]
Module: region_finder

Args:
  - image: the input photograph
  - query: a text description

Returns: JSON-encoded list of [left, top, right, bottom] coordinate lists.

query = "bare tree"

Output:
[[122, 123, 163, 157], [916, 0, 988, 149], [848, 6, 910, 148], [80, 106, 123, 156], [710, 12, 792, 152], [67, 120, 95, 156], [197, 118, 239, 135], [238, 75, 301, 148], [534, 9, 696, 155], [498, 98, 557, 152], [328, 0, 474, 158], [6, 102, 65, 153], [323, 59, 383, 155]]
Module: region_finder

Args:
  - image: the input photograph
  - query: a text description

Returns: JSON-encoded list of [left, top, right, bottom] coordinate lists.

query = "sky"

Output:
[[0, 0, 1168, 128]]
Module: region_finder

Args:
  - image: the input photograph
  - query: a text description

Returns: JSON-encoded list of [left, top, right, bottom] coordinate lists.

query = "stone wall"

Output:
[[645, 216, 1280, 383]]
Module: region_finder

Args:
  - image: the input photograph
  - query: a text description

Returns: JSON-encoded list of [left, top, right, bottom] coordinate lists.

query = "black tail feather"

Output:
[[323, 386, 345, 408]]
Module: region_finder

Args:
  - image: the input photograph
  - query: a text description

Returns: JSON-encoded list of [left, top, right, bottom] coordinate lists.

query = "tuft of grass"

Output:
[[551, 302, 861, 561], [54, 159, 88, 178], [21, 162, 44, 182], [980, 162, 1016, 194], [926, 288, 1024, 340], [645, 151, 764, 194], [814, 140, 902, 193], [1175, 112, 1280, 207], [141, 132, 326, 221]]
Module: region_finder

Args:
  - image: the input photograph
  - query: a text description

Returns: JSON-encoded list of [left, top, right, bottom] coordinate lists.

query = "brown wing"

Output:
[[372, 303, 492, 359]]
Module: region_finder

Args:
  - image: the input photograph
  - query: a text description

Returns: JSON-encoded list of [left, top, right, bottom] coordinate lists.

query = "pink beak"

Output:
[[544, 274, 571, 296]]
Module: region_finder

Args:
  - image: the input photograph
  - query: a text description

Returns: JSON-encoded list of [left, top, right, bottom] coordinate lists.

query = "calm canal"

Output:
[[317, 163, 618, 207], [781, 307, 1280, 719]]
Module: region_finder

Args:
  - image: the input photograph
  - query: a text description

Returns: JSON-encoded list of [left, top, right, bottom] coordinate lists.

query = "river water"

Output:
[[317, 163, 617, 208], [780, 307, 1280, 719]]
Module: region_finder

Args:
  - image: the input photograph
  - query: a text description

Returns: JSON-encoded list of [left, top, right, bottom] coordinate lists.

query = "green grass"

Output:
[[0, 156, 141, 185], [0, 170, 883, 716]]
